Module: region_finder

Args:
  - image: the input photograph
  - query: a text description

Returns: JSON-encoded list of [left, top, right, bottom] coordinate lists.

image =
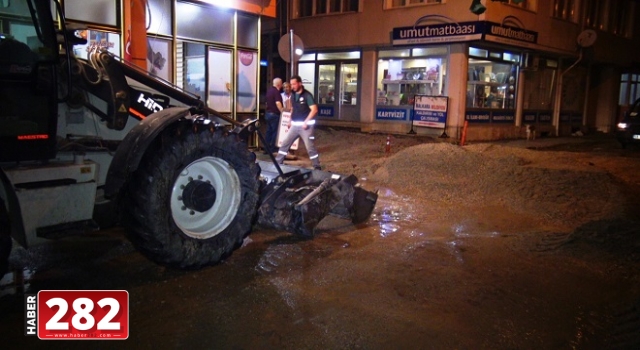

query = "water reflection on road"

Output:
[[0, 187, 637, 348]]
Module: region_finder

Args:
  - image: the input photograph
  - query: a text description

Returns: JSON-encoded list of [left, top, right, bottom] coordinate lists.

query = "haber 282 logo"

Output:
[[25, 290, 129, 340]]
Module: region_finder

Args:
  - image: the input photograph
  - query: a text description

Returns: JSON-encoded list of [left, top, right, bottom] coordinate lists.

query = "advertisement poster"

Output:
[[236, 50, 257, 113], [277, 112, 299, 150], [147, 37, 171, 81], [413, 95, 448, 129], [73, 30, 120, 59]]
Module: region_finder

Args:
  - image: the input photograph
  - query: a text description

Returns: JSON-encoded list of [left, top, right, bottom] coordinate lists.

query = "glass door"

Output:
[[208, 47, 232, 112], [317, 64, 337, 118], [340, 63, 359, 121]]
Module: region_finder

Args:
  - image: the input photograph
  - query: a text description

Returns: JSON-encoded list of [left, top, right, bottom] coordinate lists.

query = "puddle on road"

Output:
[[370, 187, 421, 238]]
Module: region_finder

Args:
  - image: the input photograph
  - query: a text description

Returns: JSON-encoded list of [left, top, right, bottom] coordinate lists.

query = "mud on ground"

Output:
[[278, 128, 640, 348], [2, 128, 640, 349]]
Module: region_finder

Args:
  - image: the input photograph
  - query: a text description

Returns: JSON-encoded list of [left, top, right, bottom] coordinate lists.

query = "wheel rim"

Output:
[[170, 156, 242, 239]]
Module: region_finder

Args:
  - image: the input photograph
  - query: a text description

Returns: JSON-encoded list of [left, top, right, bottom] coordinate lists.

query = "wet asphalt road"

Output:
[[2, 140, 640, 349]]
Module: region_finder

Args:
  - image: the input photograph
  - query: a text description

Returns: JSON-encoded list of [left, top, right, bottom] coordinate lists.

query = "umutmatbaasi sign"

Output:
[[392, 21, 538, 49]]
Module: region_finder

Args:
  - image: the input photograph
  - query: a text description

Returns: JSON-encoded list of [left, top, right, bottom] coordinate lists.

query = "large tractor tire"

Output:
[[124, 124, 260, 269], [0, 200, 11, 276]]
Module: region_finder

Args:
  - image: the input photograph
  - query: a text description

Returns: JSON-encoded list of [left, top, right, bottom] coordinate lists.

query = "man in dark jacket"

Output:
[[264, 77, 283, 153], [275, 75, 321, 170]]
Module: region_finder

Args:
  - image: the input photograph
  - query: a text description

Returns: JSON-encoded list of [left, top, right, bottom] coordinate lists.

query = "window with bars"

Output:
[[295, 0, 359, 18], [384, 0, 444, 8], [552, 0, 578, 22], [584, 0, 634, 37]]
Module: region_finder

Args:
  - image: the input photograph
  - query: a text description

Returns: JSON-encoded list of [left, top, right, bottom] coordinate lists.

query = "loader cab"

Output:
[[0, 0, 59, 162]]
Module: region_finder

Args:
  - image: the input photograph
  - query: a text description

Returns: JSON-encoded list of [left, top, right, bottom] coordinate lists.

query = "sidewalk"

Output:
[[467, 133, 621, 150]]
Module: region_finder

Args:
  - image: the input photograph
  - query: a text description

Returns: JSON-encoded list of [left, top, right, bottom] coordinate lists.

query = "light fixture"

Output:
[[470, 0, 486, 15]]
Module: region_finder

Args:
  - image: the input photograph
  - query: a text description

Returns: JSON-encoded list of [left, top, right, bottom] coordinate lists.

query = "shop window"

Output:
[[147, 0, 173, 35], [299, 53, 316, 61], [318, 51, 360, 60], [379, 49, 410, 58], [377, 47, 447, 106], [619, 74, 640, 106], [207, 47, 233, 113], [237, 15, 259, 49], [298, 62, 316, 91], [237, 51, 258, 113], [503, 52, 520, 63], [466, 58, 518, 110], [72, 29, 121, 59], [181, 42, 206, 103], [468, 47, 488, 58], [294, 0, 360, 18], [412, 47, 447, 56], [64, 0, 118, 27], [341, 63, 358, 105], [318, 64, 336, 104], [385, 0, 445, 9], [147, 37, 172, 82], [176, 1, 233, 45]]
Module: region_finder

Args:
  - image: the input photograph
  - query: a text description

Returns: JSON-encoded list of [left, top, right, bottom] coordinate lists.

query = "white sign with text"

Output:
[[277, 111, 299, 150]]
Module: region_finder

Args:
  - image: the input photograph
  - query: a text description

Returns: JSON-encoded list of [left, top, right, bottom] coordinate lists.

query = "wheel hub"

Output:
[[170, 156, 242, 239], [181, 180, 217, 212]]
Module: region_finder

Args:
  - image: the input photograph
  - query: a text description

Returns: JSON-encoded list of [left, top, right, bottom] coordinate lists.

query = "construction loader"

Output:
[[0, 0, 377, 272]]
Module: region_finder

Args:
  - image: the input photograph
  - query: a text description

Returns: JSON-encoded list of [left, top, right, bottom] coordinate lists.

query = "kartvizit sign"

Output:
[[392, 21, 538, 48]]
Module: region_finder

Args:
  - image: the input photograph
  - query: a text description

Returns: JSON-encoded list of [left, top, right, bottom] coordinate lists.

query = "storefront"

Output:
[[370, 17, 553, 139], [375, 46, 448, 126], [464, 46, 521, 126], [297, 51, 362, 123], [55, 0, 268, 121]]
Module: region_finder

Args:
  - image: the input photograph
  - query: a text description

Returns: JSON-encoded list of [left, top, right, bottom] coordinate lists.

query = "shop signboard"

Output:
[[318, 106, 334, 117], [539, 113, 552, 123], [560, 113, 571, 123], [571, 114, 583, 123], [491, 111, 515, 123], [413, 95, 448, 129], [392, 19, 538, 50], [392, 20, 482, 46], [465, 111, 491, 123], [375, 108, 408, 121], [483, 22, 538, 49], [523, 112, 537, 123]]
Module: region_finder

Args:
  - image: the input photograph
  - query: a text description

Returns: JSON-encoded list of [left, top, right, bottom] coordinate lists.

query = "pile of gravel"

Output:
[[370, 142, 622, 225]]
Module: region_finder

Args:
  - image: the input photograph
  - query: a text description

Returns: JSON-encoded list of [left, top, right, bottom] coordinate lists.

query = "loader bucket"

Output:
[[256, 161, 378, 237]]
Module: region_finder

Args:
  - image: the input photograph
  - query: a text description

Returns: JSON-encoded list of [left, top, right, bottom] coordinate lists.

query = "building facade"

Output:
[[4, 0, 276, 121], [286, 0, 640, 140]]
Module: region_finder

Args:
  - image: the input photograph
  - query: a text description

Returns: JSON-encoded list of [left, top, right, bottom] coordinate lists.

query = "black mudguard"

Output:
[[103, 107, 192, 199]]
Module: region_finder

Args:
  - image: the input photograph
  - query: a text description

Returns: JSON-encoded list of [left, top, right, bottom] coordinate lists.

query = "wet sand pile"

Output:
[[313, 128, 626, 227], [370, 142, 621, 225]]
